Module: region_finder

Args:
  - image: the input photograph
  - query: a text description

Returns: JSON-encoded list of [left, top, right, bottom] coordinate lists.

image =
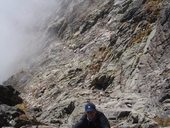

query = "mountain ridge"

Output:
[[3, 0, 170, 127]]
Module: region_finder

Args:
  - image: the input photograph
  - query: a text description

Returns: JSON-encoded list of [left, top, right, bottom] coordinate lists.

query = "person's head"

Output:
[[85, 102, 96, 121]]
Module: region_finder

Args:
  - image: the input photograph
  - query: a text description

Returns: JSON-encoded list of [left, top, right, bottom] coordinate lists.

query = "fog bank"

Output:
[[0, 0, 58, 83]]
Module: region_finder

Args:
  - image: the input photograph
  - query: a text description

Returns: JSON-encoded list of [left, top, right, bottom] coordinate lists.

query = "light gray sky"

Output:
[[0, 0, 58, 83]]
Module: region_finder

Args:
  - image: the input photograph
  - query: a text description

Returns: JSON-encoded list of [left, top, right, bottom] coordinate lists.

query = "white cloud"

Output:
[[0, 0, 58, 83]]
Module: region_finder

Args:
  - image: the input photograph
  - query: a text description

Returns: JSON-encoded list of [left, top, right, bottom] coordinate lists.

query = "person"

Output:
[[73, 102, 110, 128]]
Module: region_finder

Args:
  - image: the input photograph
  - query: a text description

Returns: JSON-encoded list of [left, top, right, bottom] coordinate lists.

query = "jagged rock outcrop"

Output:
[[3, 0, 170, 127], [0, 85, 22, 106], [0, 85, 29, 127], [0, 84, 51, 128]]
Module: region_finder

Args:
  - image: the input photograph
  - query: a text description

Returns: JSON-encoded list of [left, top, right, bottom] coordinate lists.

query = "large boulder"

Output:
[[0, 85, 35, 127], [0, 85, 23, 106]]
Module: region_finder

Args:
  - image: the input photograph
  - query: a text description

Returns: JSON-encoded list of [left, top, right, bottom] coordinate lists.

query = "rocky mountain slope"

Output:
[[3, 0, 170, 127]]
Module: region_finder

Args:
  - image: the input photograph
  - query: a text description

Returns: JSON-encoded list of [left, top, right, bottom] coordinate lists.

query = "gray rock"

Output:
[[3, 0, 170, 128]]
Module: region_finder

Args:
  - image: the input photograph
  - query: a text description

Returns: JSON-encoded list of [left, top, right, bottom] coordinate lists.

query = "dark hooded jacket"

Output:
[[73, 110, 110, 128]]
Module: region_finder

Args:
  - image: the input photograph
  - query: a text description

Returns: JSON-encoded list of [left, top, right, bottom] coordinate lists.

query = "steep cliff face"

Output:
[[4, 0, 170, 127]]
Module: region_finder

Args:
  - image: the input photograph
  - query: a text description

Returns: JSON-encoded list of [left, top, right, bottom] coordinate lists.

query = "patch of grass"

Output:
[[144, 0, 162, 22], [18, 114, 30, 121], [16, 103, 31, 122], [153, 116, 170, 127], [88, 46, 113, 74], [88, 62, 102, 75], [16, 103, 28, 113], [16, 103, 42, 125], [91, 46, 113, 62], [145, 1, 161, 13], [129, 24, 152, 46]]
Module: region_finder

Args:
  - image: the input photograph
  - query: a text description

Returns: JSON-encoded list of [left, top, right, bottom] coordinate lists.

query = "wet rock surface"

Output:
[[3, 0, 170, 127]]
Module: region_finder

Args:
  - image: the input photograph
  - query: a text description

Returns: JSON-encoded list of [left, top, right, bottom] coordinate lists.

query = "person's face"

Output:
[[86, 111, 96, 120]]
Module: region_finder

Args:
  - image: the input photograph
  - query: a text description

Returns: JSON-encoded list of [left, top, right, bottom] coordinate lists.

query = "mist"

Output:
[[0, 0, 58, 83]]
